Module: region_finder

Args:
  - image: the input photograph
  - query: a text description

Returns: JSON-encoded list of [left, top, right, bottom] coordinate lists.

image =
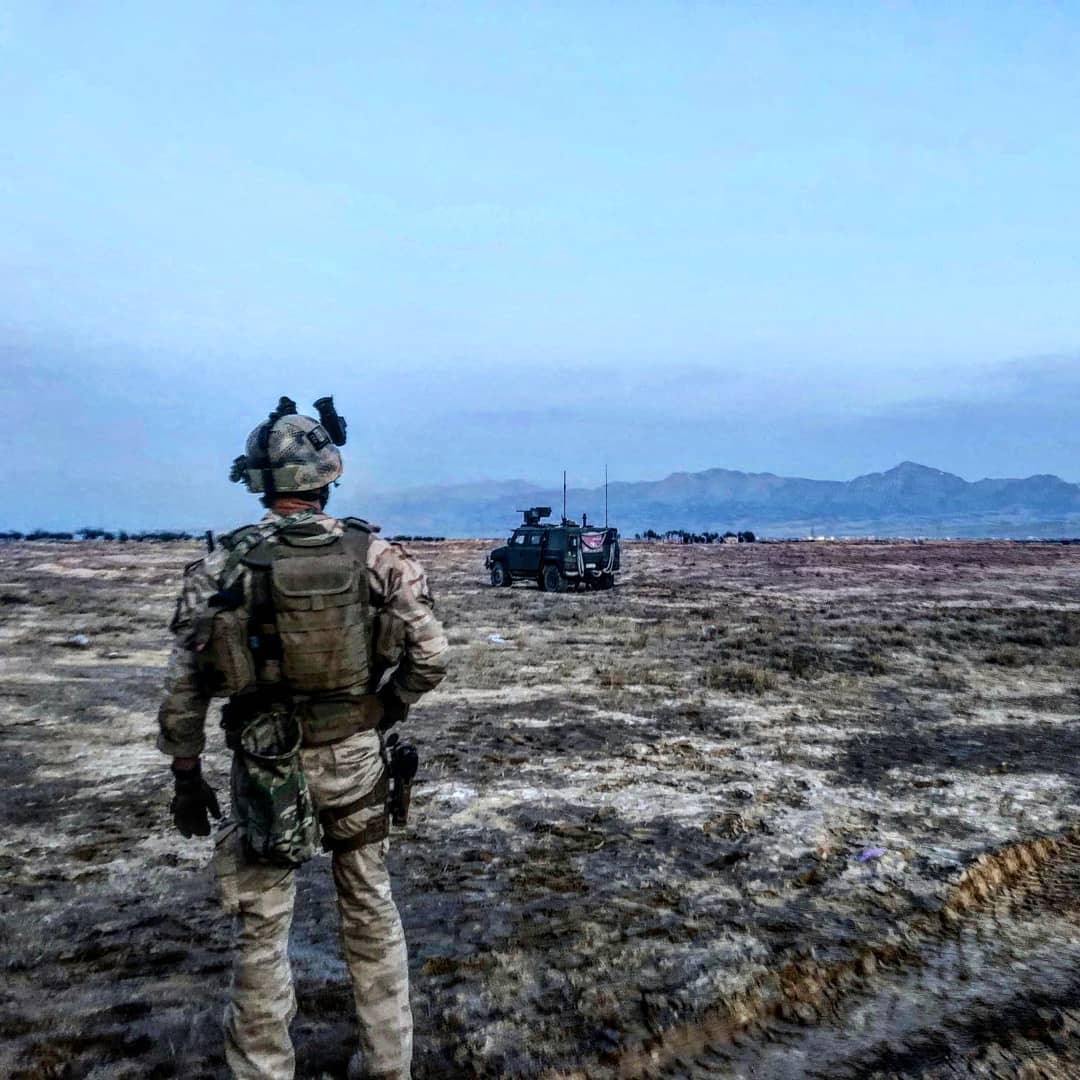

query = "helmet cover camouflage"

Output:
[[232, 397, 344, 494]]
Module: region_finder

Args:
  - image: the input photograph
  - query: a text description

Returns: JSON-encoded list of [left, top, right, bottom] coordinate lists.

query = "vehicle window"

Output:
[[527, 533, 540, 545], [512, 533, 526, 544]]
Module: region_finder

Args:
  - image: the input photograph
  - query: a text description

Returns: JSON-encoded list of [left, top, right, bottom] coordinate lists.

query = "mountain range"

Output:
[[356, 462, 1080, 539]]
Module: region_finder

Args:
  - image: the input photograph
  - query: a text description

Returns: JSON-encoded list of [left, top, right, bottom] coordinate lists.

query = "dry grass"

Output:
[[1, 537, 1080, 1078]]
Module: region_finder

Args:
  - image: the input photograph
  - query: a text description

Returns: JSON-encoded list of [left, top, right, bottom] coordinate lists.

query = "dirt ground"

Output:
[[1, 538, 1079, 1079]]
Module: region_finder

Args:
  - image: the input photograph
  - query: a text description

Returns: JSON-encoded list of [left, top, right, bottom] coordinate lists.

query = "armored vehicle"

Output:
[[485, 507, 621, 592]]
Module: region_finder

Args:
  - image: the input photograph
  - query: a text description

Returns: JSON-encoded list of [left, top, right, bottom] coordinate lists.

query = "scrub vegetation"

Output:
[[1, 538, 1079, 1077]]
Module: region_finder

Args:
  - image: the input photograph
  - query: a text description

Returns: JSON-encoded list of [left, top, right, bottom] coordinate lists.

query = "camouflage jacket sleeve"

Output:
[[156, 553, 230, 757], [368, 537, 449, 704]]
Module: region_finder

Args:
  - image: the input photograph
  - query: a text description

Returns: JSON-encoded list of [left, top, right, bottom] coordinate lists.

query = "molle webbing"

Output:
[[217, 513, 314, 599], [222, 689, 381, 750], [296, 694, 382, 746], [268, 528, 372, 694]]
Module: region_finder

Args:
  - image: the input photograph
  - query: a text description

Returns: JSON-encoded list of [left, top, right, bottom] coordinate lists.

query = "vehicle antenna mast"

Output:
[[562, 470, 567, 524], [605, 463, 608, 529]]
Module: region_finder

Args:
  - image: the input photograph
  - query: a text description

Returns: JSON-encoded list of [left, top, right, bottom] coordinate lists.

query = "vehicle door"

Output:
[[507, 530, 529, 574], [520, 530, 543, 574]]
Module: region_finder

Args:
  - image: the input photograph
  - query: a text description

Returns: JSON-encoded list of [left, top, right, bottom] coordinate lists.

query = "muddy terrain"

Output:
[[1, 538, 1078, 1078]]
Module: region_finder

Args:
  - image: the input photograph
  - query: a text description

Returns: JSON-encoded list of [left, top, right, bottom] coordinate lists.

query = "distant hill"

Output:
[[355, 462, 1080, 539]]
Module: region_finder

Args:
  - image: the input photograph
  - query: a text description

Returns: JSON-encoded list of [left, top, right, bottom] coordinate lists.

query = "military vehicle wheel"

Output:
[[490, 561, 512, 587], [597, 573, 615, 590], [540, 564, 566, 593]]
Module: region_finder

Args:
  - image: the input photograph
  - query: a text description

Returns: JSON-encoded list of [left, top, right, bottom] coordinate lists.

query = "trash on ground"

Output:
[[856, 847, 888, 862], [487, 633, 509, 645]]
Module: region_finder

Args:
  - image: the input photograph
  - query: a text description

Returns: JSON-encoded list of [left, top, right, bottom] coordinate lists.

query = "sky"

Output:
[[1, 2, 1078, 530]]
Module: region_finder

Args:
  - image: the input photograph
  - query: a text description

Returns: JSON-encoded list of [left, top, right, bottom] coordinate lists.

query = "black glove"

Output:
[[377, 686, 410, 732], [170, 761, 222, 838]]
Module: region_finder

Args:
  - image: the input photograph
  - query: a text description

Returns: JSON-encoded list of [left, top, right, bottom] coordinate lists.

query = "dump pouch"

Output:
[[231, 705, 320, 867]]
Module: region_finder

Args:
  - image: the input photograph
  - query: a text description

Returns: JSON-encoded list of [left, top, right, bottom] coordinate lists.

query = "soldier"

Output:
[[157, 396, 448, 1080]]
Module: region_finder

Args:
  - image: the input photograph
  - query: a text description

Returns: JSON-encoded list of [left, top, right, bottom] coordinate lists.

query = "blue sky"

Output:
[[2, 3, 1078, 530]]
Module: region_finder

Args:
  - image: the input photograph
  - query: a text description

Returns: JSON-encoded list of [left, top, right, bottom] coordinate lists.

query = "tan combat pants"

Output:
[[219, 730, 412, 1080]]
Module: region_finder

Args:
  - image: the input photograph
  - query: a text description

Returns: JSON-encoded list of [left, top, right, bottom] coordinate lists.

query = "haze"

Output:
[[2, 3, 1078, 531]]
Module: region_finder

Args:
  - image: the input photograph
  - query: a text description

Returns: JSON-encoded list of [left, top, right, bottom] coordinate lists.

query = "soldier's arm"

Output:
[[156, 558, 217, 759], [368, 538, 449, 704]]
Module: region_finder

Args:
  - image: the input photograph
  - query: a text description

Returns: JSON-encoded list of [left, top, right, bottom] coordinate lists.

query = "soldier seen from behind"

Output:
[[157, 396, 448, 1079]]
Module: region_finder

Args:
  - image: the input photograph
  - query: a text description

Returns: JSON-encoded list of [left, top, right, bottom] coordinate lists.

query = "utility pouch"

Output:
[[195, 606, 257, 697], [231, 704, 320, 867]]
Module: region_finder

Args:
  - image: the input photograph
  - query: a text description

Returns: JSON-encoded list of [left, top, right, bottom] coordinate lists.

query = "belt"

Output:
[[223, 689, 382, 749], [297, 693, 382, 747]]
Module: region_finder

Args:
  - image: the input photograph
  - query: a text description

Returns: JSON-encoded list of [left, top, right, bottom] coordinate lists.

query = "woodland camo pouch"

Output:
[[231, 705, 320, 867]]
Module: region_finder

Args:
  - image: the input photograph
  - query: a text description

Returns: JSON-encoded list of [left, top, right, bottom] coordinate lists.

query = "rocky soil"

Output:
[[1, 538, 1078, 1078]]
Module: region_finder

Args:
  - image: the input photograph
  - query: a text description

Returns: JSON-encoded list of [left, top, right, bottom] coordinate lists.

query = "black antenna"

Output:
[[562, 470, 567, 523], [605, 463, 608, 529]]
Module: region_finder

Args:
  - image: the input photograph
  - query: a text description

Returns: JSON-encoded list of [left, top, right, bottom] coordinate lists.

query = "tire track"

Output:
[[550, 829, 1080, 1078]]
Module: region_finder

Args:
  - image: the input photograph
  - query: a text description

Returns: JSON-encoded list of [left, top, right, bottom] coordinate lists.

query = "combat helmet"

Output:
[[230, 396, 347, 495]]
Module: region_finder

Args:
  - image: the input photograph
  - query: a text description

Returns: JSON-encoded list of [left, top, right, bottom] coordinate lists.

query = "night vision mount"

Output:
[[314, 396, 347, 447], [258, 395, 348, 449], [229, 394, 348, 485]]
